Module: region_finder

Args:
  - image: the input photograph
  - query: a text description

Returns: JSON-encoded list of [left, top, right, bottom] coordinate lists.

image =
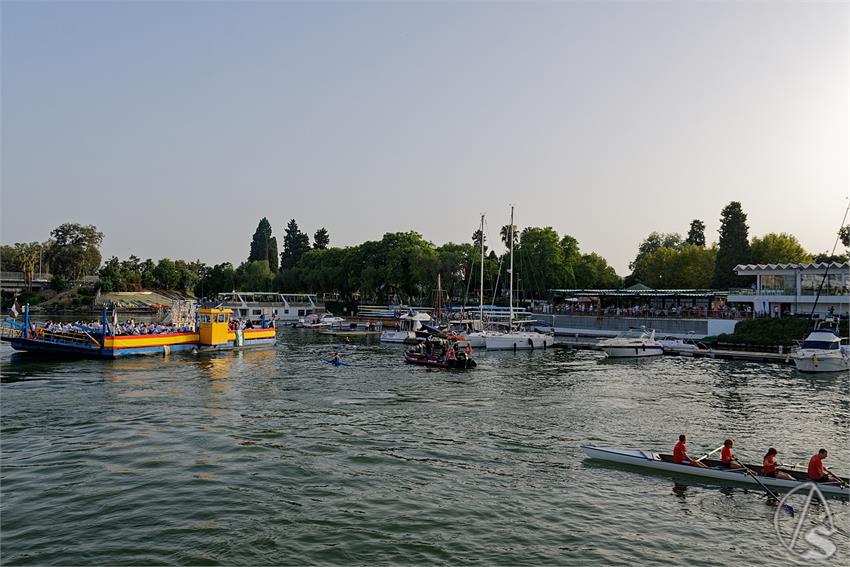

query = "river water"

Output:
[[1, 331, 848, 565]]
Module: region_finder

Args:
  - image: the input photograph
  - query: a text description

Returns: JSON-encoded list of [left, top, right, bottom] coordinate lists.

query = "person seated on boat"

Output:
[[673, 435, 708, 468], [446, 347, 456, 361], [331, 352, 342, 364], [465, 343, 472, 356], [720, 439, 743, 469], [762, 448, 794, 480], [808, 449, 831, 482]]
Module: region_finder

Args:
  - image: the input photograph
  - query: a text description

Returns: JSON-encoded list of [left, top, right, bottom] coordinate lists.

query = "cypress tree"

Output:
[[712, 202, 751, 289], [249, 218, 273, 264], [267, 236, 279, 271], [686, 219, 706, 247]]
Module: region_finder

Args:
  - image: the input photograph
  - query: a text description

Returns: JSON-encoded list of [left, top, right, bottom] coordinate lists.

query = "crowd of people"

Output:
[[41, 320, 195, 336], [537, 302, 747, 319]]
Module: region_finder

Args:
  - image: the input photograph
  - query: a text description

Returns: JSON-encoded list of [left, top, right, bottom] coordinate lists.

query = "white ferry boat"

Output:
[[216, 292, 323, 325]]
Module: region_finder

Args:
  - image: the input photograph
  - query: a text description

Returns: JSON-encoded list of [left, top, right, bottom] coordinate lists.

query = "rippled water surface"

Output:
[[2, 331, 848, 565]]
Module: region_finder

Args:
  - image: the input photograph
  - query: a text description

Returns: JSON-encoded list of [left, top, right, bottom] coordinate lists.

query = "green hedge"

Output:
[[717, 318, 846, 346]]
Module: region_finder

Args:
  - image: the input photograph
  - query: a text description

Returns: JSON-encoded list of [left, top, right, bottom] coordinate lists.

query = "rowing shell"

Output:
[[581, 446, 849, 497]]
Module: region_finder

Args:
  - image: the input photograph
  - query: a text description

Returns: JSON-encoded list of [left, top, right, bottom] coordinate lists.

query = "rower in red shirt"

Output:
[[762, 448, 794, 480], [673, 434, 708, 468], [808, 449, 830, 482], [720, 439, 743, 469]]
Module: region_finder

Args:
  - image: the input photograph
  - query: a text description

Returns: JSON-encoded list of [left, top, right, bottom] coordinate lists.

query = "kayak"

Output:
[[322, 358, 350, 367], [581, 446, 849, 497]]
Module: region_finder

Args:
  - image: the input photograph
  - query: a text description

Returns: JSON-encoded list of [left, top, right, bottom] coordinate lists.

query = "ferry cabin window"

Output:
[[198, 315, 211, 323], [802, 340, 839, 350], [284, 309, 289, 314], [216, 314, 227, 323], [298, 309, 305, 316], [253, 309, 262, 316]]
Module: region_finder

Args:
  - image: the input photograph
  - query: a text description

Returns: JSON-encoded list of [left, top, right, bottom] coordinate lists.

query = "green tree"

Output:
[[435, 242, 476, 301], [1, 245, 20, 272], [313, 228, 330, 250], [750, 233, 813, 264], [13, 242, 41, 291], [267, 236, 279, 271], [197, 262, 236, 297], [574, 253, 622, 289], [712, 202, 751, 289], [839, 225, 849, 248], [686, 220, 706, 247], [248, 218, 273, 263], [472, 228, 486, 253], [814, 252, 848, 263], [628, 231, 683, 276], [45, 223, 104, 281], [280, 219, 311, 270], [238, 260, 274, 291], [517, 227, 568, 298], [153, 258, 180, 290], [500, 224, 519, 250]]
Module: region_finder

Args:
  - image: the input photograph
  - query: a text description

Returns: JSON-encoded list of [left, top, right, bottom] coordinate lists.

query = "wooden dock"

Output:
[[553, 338, 793, 365]]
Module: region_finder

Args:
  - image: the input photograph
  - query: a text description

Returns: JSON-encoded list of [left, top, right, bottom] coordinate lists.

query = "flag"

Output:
[[10, 301, 19, 319]]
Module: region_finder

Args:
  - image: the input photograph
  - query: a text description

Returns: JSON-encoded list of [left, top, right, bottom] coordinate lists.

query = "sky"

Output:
[[2, 0, 848, 275]]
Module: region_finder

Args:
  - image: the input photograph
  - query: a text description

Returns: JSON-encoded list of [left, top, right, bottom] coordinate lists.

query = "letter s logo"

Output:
[[800, 526, 837, 560]]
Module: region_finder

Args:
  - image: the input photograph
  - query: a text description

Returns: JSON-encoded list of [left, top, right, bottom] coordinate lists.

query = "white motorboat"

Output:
[[597, 328, 664, 358], [218, 292, 322, 324], [306, 313, 346, 329], [484, 206, 553, 351], [380, 311, 432, 343], [581, 446, 849, 497], [792, 323, 849, 373], [657, 335, 701, 353]]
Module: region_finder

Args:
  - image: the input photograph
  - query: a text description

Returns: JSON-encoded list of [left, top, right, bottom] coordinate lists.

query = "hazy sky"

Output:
[[2, 1, 848, 275]]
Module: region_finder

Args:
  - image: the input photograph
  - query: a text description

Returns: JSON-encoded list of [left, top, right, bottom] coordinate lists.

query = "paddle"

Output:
[[694, 445, 724, 463], [825, 467, 848, 488], [734, 458, 794, 516]]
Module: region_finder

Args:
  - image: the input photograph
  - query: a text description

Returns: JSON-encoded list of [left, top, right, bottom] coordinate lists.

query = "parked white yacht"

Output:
[[217, 292, 322, 324], [380, 311, 432, 344], [597, 328, 664, 358], [306, 313, 346, 329], [792, 323, 849, 373], [485, 206, 554, 351]]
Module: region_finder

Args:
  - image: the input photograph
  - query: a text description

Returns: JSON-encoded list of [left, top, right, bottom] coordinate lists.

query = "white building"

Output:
[[727, 262, 850, 317]]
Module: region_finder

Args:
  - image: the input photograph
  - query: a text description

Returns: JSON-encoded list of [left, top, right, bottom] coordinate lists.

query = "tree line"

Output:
[[626, 202, 848, 289], [3, 210, 848, 300]]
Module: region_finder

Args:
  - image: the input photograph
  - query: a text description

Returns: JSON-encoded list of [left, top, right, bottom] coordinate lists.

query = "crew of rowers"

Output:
[[41, 320, 194, 336], [673, 435, 843, 484]]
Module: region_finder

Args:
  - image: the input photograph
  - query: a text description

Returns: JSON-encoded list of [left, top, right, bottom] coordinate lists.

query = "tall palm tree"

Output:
[[500, 224, 518, 250]]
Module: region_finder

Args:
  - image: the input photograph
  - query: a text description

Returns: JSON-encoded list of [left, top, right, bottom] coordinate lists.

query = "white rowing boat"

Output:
[[581, 446, 850, 497]]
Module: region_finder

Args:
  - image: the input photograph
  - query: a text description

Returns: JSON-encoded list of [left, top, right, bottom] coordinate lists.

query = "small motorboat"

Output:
[[404, 337, 477, 369], [581, 446, 849, 497], [597, 328, 664, 358], [791, 319, 849, 373]]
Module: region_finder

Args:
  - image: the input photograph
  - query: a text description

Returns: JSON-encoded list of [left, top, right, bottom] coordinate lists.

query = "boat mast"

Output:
[[479, 213, 485, 325], [509, 206, 514, 328]]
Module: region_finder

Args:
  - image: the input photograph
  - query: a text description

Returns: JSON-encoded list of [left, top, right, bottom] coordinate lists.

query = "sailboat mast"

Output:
[[509, 206, 514, 327], [479, 214, 485, 324]]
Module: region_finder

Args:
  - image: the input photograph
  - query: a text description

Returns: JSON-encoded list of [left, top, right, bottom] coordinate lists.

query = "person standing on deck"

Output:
[[673, 435, 708, 468]]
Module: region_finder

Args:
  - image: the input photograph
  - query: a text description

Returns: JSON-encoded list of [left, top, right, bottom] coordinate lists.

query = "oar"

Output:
[[734, 458, 794, 516], [694, 445, 724, 463], [825, 467, 849, 488]]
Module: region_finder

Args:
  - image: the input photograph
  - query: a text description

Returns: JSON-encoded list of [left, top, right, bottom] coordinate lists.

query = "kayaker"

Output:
[[331, 352, 342, 366], [720, 439, 743, 469], [808, 449, 831, 482], [673, 435, 708, 468], [762, 448, 794, 480]]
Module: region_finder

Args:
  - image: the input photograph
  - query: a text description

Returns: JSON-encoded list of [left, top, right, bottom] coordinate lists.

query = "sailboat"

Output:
[[464, 213, 488, 348], [484, 206, 554, 351]]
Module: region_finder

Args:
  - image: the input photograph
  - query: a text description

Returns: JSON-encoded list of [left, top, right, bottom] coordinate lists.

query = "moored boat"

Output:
[[404, 337, 476, 369], [380, 310, 432, 344], [581, 446, 849, 497], [1, 305, 275, 358], [597, 328, 664, 358], [791, 320, 849, 373]]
